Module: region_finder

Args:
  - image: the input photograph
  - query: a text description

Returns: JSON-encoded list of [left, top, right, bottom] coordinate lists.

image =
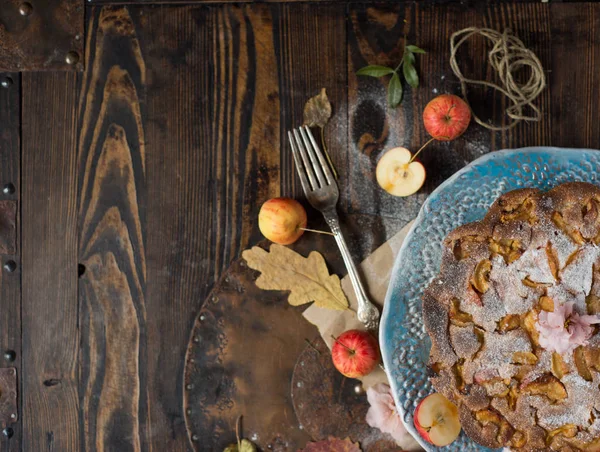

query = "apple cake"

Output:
[[423, 182, 600, 451]]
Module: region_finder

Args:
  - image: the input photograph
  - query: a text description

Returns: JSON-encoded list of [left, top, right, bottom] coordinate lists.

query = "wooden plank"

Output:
[[87, 0, 550, 5], [276, 3, 348, 205], [0, 72, 20, 451], [21, 72, 79, 451], [78, 7, 147, 452], [141, 4, 282, 450], [347, 3, 460, 220], [0, 0, 84, 71], [549, 3, 600, 148], [79, 4, 285, 450], [484, 3, 552, 149]]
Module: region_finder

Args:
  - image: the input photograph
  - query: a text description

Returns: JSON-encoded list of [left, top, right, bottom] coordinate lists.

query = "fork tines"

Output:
[[288, 126, 334, 192]]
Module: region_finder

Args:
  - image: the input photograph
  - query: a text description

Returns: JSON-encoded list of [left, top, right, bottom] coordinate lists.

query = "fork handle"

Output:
[[324, 212, 380, 330]]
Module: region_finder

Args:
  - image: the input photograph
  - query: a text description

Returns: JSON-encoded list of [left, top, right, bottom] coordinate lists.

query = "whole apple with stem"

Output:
[[258, 198, 307, 245], [414, 393, 461, 446], [422, 94, 471, 141], [331, 330, 380, 378]]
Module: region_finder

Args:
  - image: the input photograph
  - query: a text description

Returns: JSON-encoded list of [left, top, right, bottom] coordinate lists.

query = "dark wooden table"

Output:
[[1, 1, 599, 451]]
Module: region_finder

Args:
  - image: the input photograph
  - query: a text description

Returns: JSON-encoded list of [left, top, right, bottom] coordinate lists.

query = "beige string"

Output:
[[449, 27, 546, 131]]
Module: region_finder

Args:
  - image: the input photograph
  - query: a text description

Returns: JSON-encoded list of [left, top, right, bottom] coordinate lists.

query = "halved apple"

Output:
[[414, 393, 462, 446], [376, 147, 426, 197]]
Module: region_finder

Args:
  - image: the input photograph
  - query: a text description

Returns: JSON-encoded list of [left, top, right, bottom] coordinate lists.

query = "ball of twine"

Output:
[[449, 27, 546, 131]]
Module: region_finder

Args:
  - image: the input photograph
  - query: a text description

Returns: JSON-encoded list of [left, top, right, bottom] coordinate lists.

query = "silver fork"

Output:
[[288, 126, 380, 331]]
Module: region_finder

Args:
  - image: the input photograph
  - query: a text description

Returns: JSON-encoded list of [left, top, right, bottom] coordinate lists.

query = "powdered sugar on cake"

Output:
[[423, 184, 600, 450]]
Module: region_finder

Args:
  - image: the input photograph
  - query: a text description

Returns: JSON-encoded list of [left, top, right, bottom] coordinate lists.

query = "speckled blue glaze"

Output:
[[380, 147, 600, 452]]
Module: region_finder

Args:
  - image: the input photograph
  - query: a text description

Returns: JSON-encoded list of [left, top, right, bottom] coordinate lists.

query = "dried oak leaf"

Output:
[[298, 437, 362, 452], [242, 244, 349, 311], [303, 88, 332, 128]]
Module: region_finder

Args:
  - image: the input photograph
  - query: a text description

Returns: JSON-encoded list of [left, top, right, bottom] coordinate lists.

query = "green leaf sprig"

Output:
[[357, 44, 426, 108]]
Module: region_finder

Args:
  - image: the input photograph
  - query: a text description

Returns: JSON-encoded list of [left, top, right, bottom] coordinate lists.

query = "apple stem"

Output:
[[409, 137, 436, 163], [331, 335, 355, 355], [299, 227, 335, 236], [235, 414, 242, 448]]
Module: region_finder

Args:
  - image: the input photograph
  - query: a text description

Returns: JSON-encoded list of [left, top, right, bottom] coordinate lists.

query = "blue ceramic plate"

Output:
[[380, 147, 600, 451]]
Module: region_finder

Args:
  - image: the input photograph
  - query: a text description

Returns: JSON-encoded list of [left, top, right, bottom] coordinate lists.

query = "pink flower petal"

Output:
[[365, 384, 409, 444], [535, 300, 600, 355]]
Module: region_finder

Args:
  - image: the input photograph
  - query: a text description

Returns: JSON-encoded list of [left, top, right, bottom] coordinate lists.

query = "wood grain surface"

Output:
[[78, 7, 147, 452], [0, 72, 20, 452], [21, 72, 80, 452], [10, 2, 600, 451]]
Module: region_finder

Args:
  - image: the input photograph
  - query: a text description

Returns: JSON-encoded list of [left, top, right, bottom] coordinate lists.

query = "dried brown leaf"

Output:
[[298, 437, 362, 452], [303, 88, 332, 128], [242, 244, 349, 311]]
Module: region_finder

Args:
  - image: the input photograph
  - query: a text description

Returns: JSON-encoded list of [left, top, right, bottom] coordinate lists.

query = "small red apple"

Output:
[[414, 393, 461, 446], [331, 330, 380, 378], [258, 197, 307, 245], [422, 94, 471, 141]]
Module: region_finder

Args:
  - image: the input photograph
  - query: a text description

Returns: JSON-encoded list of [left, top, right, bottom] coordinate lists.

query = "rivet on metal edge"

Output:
[[65, 51, 80, 65], [212, 295, 218, 303], [199, 315, 205, 321], [9, 414, 15, 420], [193, 336, 200, 343], [189, 358, 195, 363], [186, 384, 194, 390], [3, 183, 15, 195], [224, 276, 230, 283], [18, 2, 33, 16], [192, 434, 199, 442], [186, 409, 192, 415], [0, 77, 13, 89], [75, 34, 81, 41], [2, 428, 13, 438], [4, 261, 16, 273], [3, 350, 15, 362]]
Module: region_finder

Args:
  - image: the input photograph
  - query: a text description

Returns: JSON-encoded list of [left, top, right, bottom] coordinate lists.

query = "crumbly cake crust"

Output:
[[423, 182, 600, 451]]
